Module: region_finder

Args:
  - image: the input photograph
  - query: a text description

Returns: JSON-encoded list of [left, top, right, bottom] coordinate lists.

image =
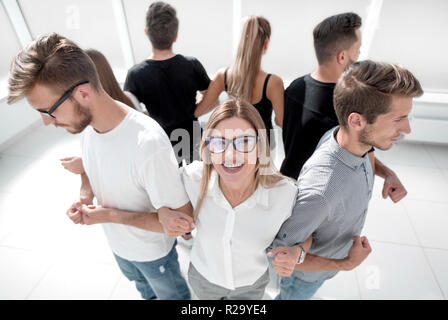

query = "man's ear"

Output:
[[74, 83, 93, 103], [336, 49, 347, 66], [347, 112, 367, 132]]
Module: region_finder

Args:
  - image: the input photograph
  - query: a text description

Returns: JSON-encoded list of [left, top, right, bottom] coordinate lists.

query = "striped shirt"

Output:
[[275, 126, 375, 282]]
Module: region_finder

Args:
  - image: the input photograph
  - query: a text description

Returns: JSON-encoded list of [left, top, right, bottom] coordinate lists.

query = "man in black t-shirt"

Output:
[[281, 75, 338, 179], [281, 12, 408, 204], [124, 2, 210, 165]]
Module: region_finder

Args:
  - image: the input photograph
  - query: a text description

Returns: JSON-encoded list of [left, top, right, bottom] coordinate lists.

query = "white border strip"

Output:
[[359, 0, 383, 60], [2, 0, 32, 47], [112, 0, 135, 70]]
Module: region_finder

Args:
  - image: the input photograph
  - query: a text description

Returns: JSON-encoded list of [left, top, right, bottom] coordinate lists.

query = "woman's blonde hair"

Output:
[[193, 99, 284, 219], [227, 16, 271, 101]]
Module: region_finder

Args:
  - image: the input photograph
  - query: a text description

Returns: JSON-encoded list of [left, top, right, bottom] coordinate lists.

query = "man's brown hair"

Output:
[[334, 60, 424, 128], [146, 2, 178, 50], [313, 12, 362, 65], [7, 33, 100, 104]]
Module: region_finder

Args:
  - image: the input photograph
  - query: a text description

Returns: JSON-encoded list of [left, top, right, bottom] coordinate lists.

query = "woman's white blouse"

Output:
[[180, 161, 298, 290]]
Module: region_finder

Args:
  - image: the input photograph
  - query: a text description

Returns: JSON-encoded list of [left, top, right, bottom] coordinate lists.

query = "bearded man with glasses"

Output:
[[7, 33, 195, 300]]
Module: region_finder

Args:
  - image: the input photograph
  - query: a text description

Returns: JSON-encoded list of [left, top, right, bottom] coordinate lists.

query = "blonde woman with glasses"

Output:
[[194, 16, 284, 146], [161, 99, 310, 300]]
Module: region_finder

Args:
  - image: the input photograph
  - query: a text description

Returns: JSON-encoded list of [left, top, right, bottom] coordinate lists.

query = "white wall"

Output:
[[0, 0, 40, 149], [241, 0, 372, 83], [368, 0, 448, 93], [0, 97, 40, 151]]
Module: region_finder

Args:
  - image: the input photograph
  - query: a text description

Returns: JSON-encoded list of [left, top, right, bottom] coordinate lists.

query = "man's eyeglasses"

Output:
[[38, 80, 89, 119], [205, 135, 259, 153]]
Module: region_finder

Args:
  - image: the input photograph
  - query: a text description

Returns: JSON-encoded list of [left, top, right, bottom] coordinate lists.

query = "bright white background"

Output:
[[0, 0, 447, 300]]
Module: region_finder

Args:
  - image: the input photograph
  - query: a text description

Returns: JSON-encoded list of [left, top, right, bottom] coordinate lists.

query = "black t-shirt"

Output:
[[280, 75, 375, 179], [124, 54, 210, 165], [124, 54, 210, 132], [280, 74, 339, 180]]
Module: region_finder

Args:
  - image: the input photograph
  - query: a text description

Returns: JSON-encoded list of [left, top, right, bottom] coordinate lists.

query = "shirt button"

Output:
[[283, 233, 287, 239]]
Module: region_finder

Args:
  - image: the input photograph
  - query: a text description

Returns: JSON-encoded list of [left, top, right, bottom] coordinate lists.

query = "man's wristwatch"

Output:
[[295, 243, 307, 265]]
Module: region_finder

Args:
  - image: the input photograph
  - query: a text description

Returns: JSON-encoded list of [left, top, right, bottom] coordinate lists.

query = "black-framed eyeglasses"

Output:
[[205, 135, 259, 153], [37, 80, 89, 119]]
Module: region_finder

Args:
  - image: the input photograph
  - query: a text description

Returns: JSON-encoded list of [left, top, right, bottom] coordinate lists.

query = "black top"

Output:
[[124, 54, 210, 132], [124, 54, 210, 164], [280, 74, 338, 180], [224, 69, 274, 143], [280, 74, 375, 180]]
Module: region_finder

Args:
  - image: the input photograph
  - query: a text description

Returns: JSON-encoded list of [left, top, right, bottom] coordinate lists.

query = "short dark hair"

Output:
[[146, 2, 178, 50], [313, 12, 362, 65], [8, 33, 100, 104], [334, 60, 424, 128]]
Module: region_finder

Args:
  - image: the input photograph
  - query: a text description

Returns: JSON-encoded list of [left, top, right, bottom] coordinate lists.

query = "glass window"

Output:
[[19, 0, 126, 73], [0, 4, 22, 93]]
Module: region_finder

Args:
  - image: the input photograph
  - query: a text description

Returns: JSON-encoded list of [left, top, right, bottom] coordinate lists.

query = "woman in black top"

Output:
[[194, 16, 284, 147]]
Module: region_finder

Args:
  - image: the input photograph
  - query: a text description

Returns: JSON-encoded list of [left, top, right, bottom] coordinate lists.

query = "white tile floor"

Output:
[[0, 124, 447, 300]]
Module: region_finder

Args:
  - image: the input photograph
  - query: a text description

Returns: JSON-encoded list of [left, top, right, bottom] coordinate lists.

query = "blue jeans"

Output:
[[275, 275, 324, 300], [113, 243, 191, 300]]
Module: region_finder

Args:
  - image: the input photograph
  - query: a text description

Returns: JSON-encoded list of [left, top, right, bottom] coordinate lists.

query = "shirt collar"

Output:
[[329, 127, 369, 170], [208, 169, 270, 210]]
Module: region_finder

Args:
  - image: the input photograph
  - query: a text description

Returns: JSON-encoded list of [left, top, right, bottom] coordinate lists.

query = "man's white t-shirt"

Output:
[[81, 109, 189, 262]]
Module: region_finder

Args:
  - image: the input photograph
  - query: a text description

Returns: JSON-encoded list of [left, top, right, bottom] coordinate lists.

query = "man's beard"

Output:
[[359, 125, 392, 151], [57, 99, 92, 134], [359, 126, 374, 148]]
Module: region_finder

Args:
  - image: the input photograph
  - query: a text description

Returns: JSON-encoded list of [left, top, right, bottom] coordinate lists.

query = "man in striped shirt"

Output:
[[271, 60, 423, 300]]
